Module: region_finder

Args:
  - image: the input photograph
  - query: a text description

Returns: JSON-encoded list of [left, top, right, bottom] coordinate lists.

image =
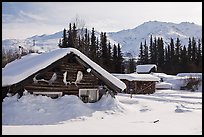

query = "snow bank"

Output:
[[88, 94, 125, 112], [2, 48, 126, 91], [152, 73, 202, 91], [177, 73, 202, 79], [2, 91, 124, 125]]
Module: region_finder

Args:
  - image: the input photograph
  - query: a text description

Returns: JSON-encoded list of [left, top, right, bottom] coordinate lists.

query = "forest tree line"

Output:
[[58, 23, 124, 73], [137, 36, 202, 74]]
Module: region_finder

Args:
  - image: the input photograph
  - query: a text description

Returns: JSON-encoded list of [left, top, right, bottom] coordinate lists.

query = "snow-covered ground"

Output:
[[2, 89, 202, 135]]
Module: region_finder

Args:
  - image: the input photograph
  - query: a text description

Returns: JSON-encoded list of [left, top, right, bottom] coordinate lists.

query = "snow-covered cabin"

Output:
[[2, 48, 126, 103], [113, 73, 160, 94], [136, 64, 157, 74]]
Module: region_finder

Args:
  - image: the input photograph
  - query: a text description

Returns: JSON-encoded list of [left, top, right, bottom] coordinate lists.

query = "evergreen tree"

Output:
[[170, 38, 175, 66], [175, 37, 182, 64], [180, 45, 188, 72], [80, 35, 86, 53], [100, 32, 108, 70], [58, 38, 62, 48], [67, 23, 73, 47], [149, 35, 154, 64], [191, 37, 197, 63], [157, 37, 164, 69], [144, 40, 149, 64], [84, 28, 90, 57], [128, 56, 136, 73], [166, 45, 171, 65], [90, 27, 97, 61], [187, 37, 192, 62], [95, 37, 100, 64], [196, 39, 202, 66], [138, 42, 144, 65], [61, 28, 68, 48], [152, 37, 157, 64], [72, 23, 78, 48], [117, 43, 123, 73], [112, 44, 118, 72], [107, 41, 113, 72]]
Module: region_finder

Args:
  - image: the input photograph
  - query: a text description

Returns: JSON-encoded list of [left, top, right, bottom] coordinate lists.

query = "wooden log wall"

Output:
[[24, 55, 100, 96], [121, 80, 156, 94]]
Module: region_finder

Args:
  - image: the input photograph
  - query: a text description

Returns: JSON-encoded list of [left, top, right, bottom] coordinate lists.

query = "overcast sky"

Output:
[[2, 2, 202, 40]]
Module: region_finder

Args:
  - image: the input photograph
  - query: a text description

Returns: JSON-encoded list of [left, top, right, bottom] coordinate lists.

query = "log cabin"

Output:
[[112, 73, 160, 94], [2, 48, 126, 103]]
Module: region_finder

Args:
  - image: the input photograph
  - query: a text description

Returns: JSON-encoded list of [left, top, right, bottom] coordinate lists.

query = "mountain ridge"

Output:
[[2, 21, 202, 56]]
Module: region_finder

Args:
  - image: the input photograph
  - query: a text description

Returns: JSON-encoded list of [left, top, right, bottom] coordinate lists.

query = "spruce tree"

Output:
[[107, 41, 113, 72], [128, 57, 136, 73], [187, 37, 192, 62], [144, 40, 149, 64], [138, 42, 144, 65], [72, 23, 78, 48], [191, 37, 197, 63], [149, 35, 153, 64], [157, 37, 164, 69], [112, 44, 118, 72], [67, 23, 73, 47], [58, 38, 62, 48], [90, 27, 97, 61], [84, 28, 90, 57], [152, 37, 157, 64], [180, 45, 188, 72], [196, 39, 202, 66], [100, 32, 108, 70], [117, 43, 123, 73], [175, 38, 181, 61], [95, 37, 100, 64], [61, 28, 68, 48]]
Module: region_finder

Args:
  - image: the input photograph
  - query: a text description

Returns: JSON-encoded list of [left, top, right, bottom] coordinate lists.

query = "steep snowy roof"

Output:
[[112, 73, 160, 82], [2, 48, 126, 91], [136, 64, 157, 73]]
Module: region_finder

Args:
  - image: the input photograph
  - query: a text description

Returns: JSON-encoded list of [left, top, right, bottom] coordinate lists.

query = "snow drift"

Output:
[[2, 91, 125, 125]]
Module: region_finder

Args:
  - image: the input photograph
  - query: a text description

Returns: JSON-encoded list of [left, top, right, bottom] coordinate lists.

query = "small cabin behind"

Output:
[[113, 73, 160, 94]]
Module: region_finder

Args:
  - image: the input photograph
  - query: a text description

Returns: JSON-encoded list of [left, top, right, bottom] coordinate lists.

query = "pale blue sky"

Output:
[[2, 2, 202, 39]]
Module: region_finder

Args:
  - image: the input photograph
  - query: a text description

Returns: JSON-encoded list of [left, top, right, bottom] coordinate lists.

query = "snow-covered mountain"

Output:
[[2, 29, 118, 53], [2, 21, 202, 56], [2, 31, 63, 53], [107, 21, 202, 56]]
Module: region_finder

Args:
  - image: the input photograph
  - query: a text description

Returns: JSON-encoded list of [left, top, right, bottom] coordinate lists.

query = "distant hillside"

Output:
[[108, 21, 202, 56]]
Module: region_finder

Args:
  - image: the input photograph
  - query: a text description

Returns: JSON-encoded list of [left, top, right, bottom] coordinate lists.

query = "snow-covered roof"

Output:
[[136, 64, 157, 73], [112, 73, 160, 82], [2, 48, 126, 91]]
